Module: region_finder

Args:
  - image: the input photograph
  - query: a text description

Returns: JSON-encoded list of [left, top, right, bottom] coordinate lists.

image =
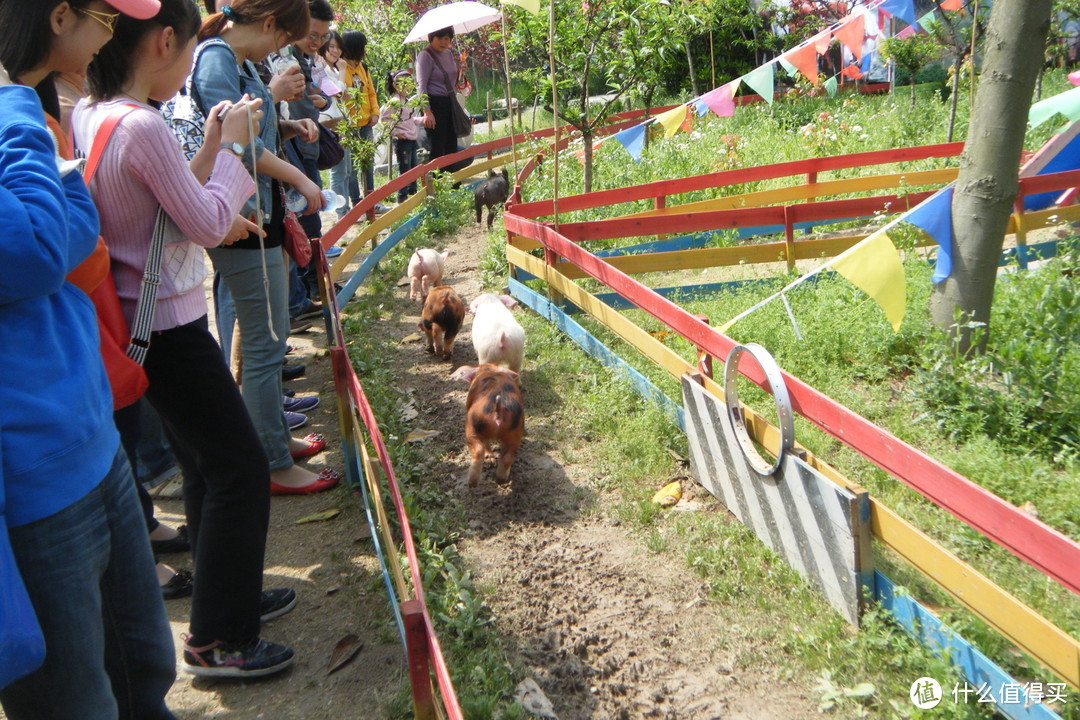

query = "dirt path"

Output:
[[374, 222, 817, 719]]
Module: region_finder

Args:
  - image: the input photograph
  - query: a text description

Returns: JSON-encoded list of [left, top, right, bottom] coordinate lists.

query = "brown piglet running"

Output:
[[419, 286, 465, 360], [451, 364, 524, 488]]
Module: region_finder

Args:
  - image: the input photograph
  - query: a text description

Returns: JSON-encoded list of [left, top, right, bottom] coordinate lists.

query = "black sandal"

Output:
[[151, 525, 190, 555]]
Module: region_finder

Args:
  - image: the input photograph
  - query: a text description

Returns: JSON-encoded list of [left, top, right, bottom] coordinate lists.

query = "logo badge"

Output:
[[910, 677, 943, 709]]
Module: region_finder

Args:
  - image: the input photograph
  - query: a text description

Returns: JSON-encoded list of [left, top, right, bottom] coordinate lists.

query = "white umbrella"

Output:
[[403, 1, 502, 43]]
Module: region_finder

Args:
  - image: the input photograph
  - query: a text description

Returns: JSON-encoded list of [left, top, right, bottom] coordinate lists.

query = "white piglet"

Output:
[[407, 249, 449, 301], [469, 293, 525, 373]]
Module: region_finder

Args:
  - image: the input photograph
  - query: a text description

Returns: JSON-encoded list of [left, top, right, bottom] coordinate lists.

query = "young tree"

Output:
[[930, 0, 1053, 353], [879, 32, 942, 106], [505, 0, 703, 193]]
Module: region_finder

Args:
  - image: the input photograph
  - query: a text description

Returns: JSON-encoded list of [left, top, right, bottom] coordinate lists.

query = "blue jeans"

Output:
[[329, 148, 360, 216], [207, 245, 292, 471], [394, 138, 418, 202], [0, 448, 176, 720]]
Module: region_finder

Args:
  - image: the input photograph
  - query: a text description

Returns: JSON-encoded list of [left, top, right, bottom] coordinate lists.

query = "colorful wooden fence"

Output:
[[497, 130, 1080, 715], [318, 103, 1080, 718]]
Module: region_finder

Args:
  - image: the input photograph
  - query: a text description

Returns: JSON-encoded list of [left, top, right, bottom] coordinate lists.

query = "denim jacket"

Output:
[[191, 38, 277, 220]]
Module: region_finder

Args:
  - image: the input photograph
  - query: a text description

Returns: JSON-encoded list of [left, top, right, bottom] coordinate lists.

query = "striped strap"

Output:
[[124, 208, 168, 365]]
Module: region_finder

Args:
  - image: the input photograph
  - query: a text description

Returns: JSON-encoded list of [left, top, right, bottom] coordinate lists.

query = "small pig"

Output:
[[419, 286, 465, 360], [451, 363, 524, 487], [469, 293, 525, 373], [407, 249, 449, 301], [474, 169, 509, 229]]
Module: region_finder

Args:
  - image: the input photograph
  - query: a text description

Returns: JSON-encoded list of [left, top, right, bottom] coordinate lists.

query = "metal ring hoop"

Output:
[[723, 343, 795, 476]]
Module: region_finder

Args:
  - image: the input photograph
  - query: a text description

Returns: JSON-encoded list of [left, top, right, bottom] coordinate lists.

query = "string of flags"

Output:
[[717, 183, 956, 335], [581, 0, 967, 163]]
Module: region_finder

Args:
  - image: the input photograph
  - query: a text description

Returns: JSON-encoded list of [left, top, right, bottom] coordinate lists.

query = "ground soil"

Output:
[[25, 214, 821, 719], [352, 221, 818, 719]]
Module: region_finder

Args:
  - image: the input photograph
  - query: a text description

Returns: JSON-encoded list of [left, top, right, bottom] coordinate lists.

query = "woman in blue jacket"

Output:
[[0, 1, 176, 718]]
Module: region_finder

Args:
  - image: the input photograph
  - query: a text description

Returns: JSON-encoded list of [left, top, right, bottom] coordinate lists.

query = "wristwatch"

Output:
[[220, 141, 246, 158]]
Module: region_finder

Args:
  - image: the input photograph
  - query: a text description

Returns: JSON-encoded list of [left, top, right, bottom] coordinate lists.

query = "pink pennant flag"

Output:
[[1070, 70, 1080, 86], [813, 30, 832, 55], [834, 14, 866, 60], [701, 82, 737, 117], [784, 43, 820, 86], [939, 0, 961, 9]]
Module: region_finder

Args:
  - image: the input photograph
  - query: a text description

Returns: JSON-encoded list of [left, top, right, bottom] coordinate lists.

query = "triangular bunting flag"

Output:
[[701, 81, 737, 117], [779, 57, 797, 76], [613, 123, 646, 161], [831, 230, 907, 331], [742, 63, 775, 104], [904, 186, 954, 284], [879, 0, 916, 27], [1029, 86, 1080, 128], [834, 14, 866, 60], [1070, 69, 1080, 86], [825, 76, 838, 98], [500, 0, 540, 14], [784, 43, 820, 86], [812, 30, 832, 55], [693, 98, 708, 117], [939, 0, 961, 9], [656, 105, 689, 138], [842, 65, 864, 80]]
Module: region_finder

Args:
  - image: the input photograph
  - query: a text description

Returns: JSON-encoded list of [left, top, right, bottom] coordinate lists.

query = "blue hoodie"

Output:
[[0, 85, 118, 528]]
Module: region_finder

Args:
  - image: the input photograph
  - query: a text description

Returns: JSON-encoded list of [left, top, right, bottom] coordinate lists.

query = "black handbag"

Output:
[[316, 124, 345, 170], [425, 47, 473, 138]]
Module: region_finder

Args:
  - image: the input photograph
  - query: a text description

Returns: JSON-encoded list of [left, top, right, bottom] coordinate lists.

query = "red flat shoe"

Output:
[[270, 468, 340, 496], [290, 432, 327, 460]]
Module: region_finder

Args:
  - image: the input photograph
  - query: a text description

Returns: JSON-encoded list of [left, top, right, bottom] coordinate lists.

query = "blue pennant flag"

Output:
[[879, 0, 917, 27], [613, 123, 646, 162], [904, 186, 954, 284], [693, 98, 708, 117]]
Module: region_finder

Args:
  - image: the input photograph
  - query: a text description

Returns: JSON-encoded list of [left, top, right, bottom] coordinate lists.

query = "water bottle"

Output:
[[285, 188, 345, 213], [321, 190, 345, 212]]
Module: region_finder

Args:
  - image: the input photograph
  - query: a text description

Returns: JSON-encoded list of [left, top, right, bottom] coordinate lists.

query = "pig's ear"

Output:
[[499, 295, 519, 309], [440, 251, 450, 260], [450, 365, 478, 382]]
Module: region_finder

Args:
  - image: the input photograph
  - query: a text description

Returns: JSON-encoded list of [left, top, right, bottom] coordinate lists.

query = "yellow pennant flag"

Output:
[[501, 0, 540, 14], [830, 230, 906, 331], [656, 105, 689, 138]]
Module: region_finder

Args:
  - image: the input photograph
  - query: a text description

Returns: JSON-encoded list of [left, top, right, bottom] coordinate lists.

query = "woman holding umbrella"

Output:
[[416, 26, 459, 162]]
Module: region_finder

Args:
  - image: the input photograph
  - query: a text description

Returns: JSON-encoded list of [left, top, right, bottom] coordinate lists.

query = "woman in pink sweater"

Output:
[[75, 0, 297, 679]]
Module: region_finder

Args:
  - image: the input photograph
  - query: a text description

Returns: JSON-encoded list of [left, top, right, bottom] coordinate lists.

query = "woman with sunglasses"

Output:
[[0, 0, 182, 717]]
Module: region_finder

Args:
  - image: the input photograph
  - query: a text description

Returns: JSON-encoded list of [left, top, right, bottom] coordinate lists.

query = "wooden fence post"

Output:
[[401, 599, 435, 720], [783, 205, 796, 272]]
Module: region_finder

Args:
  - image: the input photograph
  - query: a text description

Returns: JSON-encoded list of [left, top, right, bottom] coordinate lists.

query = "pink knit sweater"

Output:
[[72, 98, 255, 331]]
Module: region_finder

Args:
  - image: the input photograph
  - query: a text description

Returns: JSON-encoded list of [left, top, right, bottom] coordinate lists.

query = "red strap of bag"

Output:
[[83, 105, 140, 183]]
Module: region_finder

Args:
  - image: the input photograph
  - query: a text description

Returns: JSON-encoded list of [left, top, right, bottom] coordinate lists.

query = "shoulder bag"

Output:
[[424, 47, 473, 138]]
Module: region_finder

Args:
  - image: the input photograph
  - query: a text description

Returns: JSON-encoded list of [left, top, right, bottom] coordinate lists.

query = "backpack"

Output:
[[160, 38, 230, 160]]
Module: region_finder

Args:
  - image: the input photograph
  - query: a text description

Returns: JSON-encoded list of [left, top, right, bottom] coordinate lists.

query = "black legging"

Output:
[[427, 94, 458, 161]]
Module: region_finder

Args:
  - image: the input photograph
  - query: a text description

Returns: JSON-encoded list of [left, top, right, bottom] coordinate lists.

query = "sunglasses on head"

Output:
[[76, 6, 120, 33]]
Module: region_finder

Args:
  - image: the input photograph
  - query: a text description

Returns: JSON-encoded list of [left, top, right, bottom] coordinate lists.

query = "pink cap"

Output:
[[105, 0, 161, 20]]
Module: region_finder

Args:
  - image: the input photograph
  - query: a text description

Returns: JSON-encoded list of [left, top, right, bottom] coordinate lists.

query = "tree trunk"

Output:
[[930, 0, 1051, 354], [947, 56, 961, 142], [686, 43, 699, 97], [583, 127, 594, 194]]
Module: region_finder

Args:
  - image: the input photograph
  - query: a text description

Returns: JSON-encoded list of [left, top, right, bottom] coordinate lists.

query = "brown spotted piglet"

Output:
[[450, 364, 524, 488], [419, 286, 465, 360], [407, 249, 449, 301]]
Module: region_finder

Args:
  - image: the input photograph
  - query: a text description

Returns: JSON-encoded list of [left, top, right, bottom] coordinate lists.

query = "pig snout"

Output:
[[419, 286, 465, 360], [454, 364, 523, 487]]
